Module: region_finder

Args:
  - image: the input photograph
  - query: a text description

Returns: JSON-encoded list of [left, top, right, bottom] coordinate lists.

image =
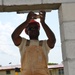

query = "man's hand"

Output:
[[39, 11, 46, 23], [26, 11, 37, 22]]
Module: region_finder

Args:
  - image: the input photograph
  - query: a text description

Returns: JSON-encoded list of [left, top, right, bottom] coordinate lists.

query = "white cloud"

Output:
[[0, 21, 20, 66], [0, 21, 20, 57]]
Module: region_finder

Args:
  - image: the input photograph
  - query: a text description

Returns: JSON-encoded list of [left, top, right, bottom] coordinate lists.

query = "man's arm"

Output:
[[11, 11, 35, 46], [40, 11, 56, 48], [11, 20, 29, 46]]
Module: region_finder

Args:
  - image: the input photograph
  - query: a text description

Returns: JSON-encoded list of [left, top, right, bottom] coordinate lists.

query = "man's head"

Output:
[[25, 20, 40, 39]]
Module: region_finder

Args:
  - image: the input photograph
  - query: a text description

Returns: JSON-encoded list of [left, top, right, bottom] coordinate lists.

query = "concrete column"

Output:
[[58, 3, 75, 75]]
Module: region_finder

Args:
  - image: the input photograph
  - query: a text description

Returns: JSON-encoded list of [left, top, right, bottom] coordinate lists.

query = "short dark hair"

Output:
[[25, 22, 40, 35]]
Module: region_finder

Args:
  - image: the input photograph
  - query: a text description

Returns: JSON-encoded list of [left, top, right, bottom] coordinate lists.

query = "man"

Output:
[[11, 11, 56, 75]]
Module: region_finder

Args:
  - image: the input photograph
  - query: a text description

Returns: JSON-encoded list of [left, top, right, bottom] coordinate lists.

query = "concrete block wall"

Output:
[[0, 0, 61, 12], [58, 3, 75, 75], [0, 0, 75, 12], [3, 0, 42, 5], [0, 0, 2, 4], [0, 0, 75, 5], [43, 0, 75, 3]]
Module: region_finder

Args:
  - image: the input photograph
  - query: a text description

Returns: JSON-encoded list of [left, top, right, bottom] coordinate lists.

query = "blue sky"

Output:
[[0, 10, 63, 66]]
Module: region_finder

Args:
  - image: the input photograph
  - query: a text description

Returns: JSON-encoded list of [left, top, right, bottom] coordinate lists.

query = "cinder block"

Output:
[[60, 22, 75, 42], [3, 0, 75, 6], [62, 41, 75, 60], [0, 0, 3, 12], [59, 3, 75, 23], [4, 0, 41, 5], [61, 41, 67, 61], [63, 60, 75, 75], [63, 61, 69, 75], [0, 0, 2, 5], [43, 0, 75, 4]]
